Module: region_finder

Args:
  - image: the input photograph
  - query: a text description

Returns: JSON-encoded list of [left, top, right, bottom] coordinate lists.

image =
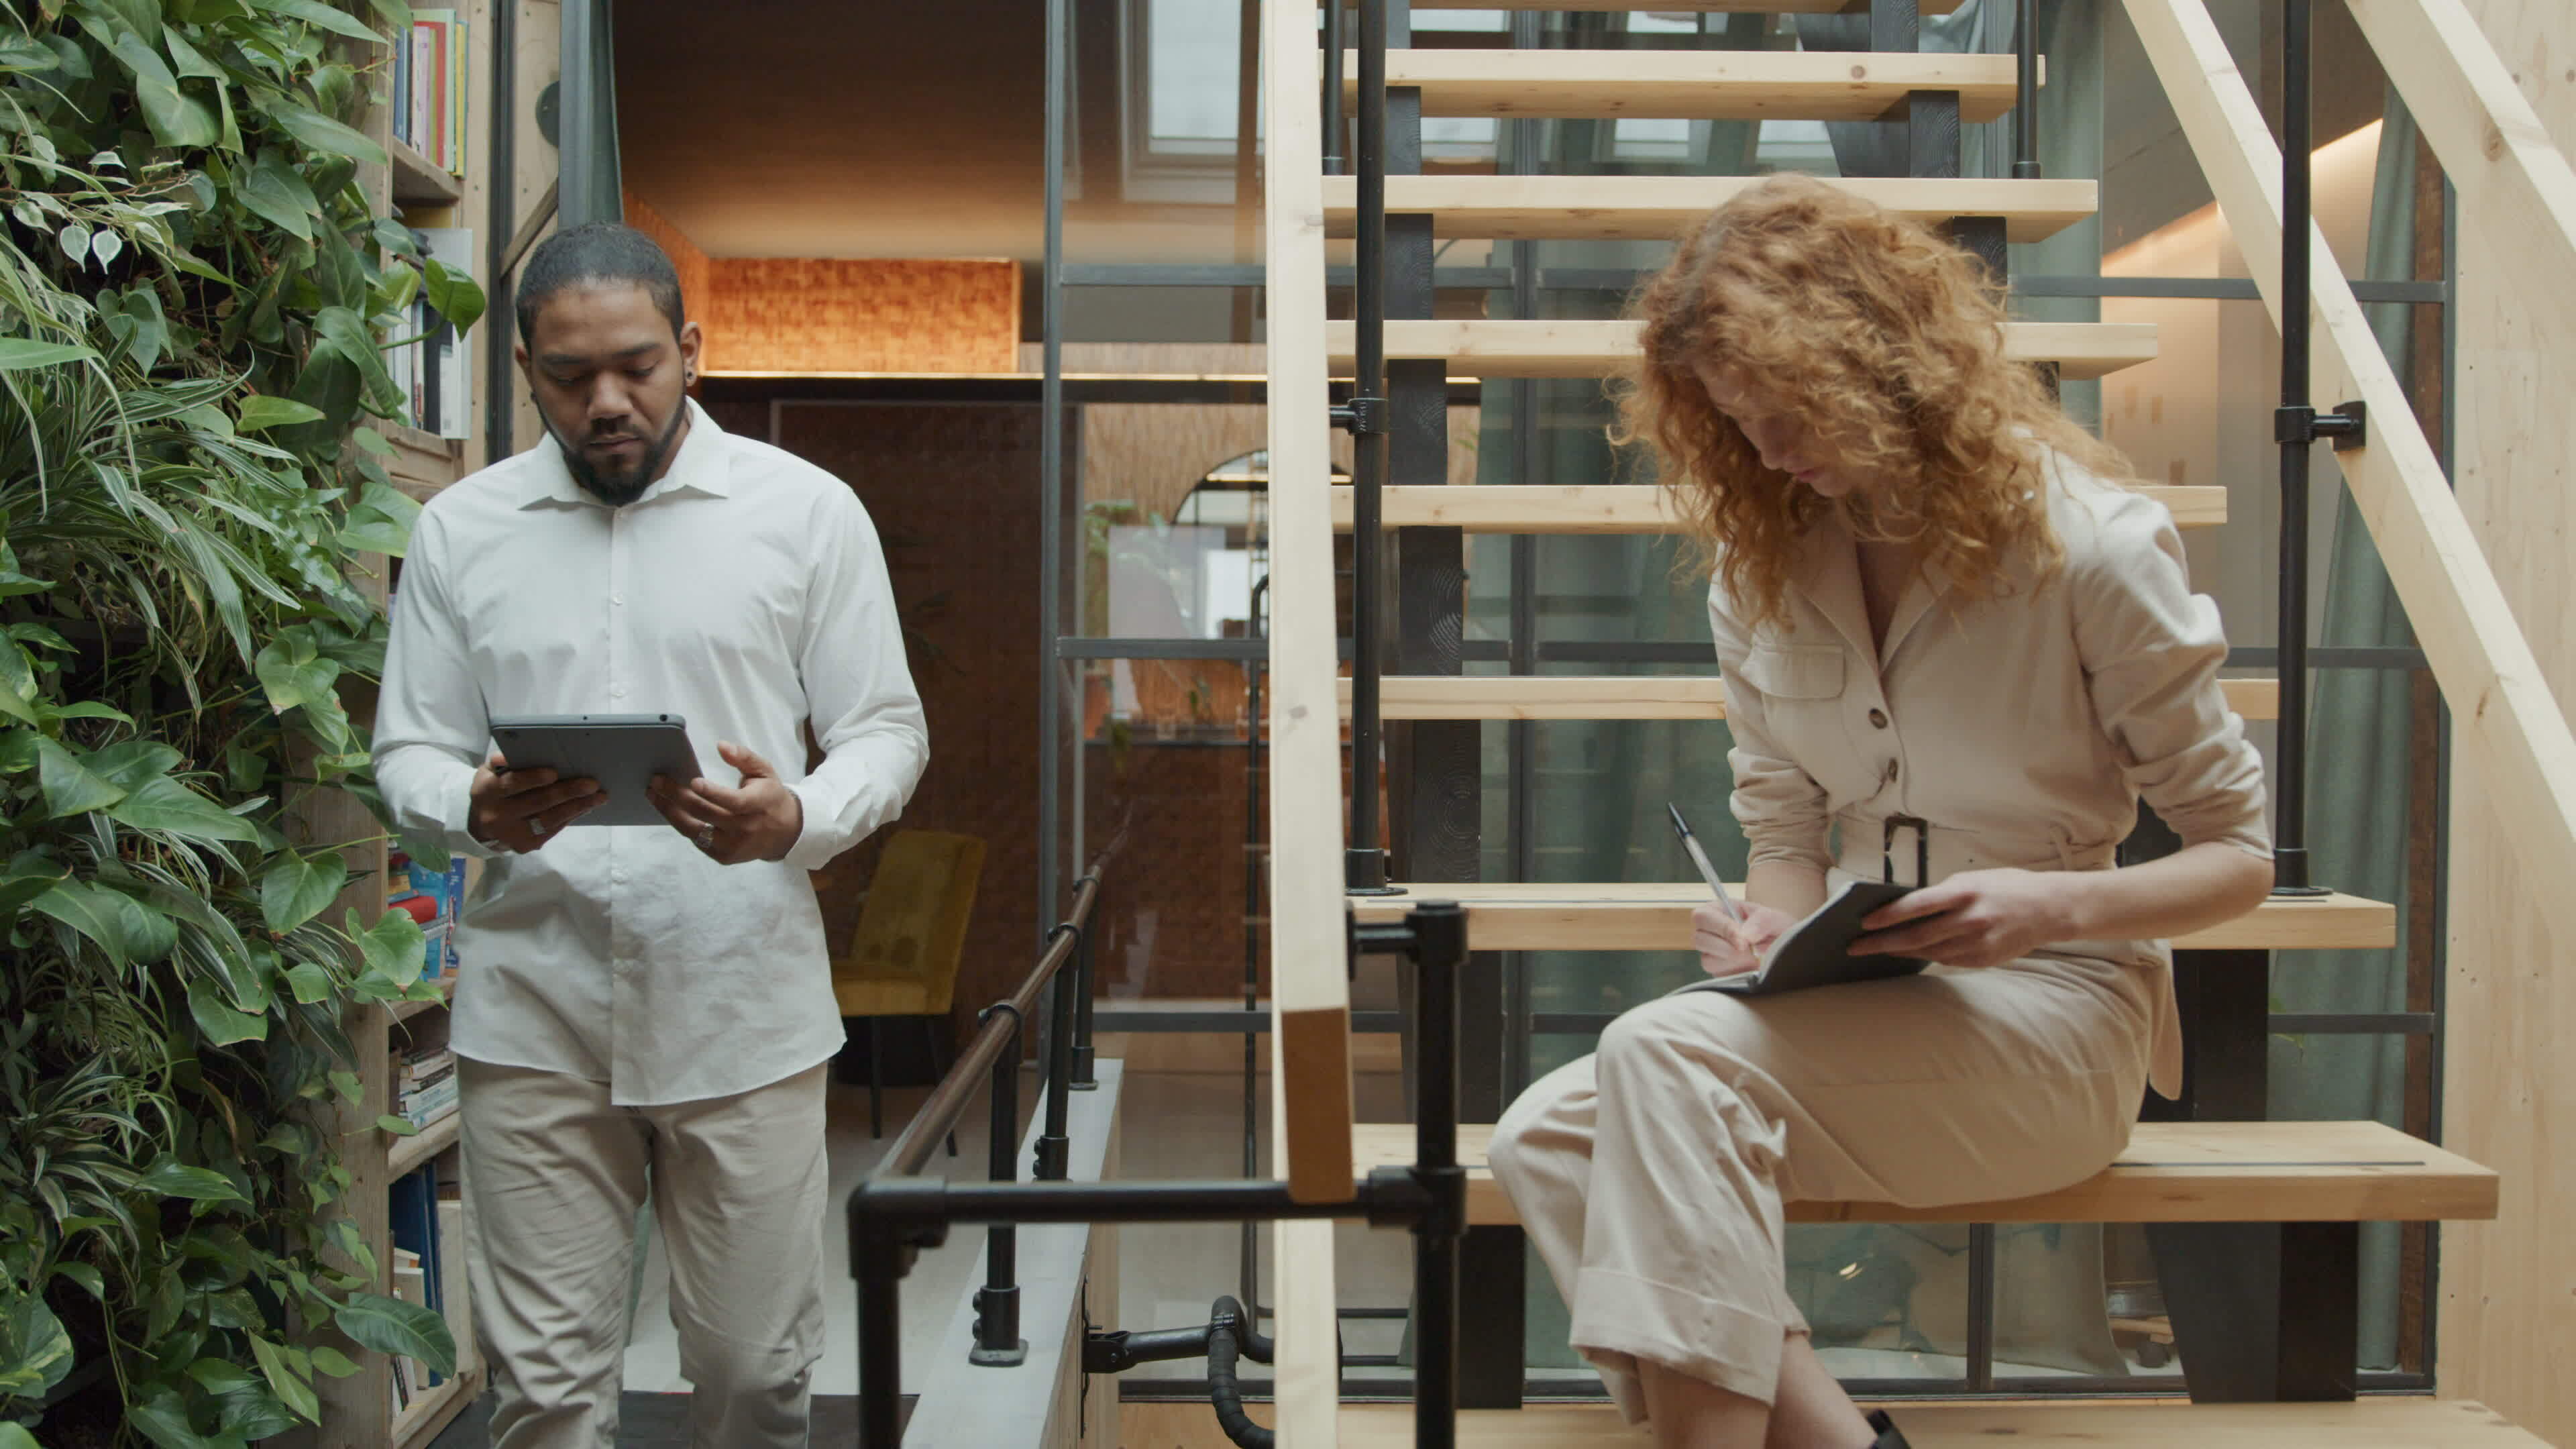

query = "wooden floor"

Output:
[[1338, 1397, 2548, 1446]]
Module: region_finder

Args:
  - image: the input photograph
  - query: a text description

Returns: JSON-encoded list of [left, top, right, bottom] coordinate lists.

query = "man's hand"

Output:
[[470, 753, 604, 852], [1854, 867, 2078, 969], [1693, 901, 1796, 979], [647, 741, 805, 865]]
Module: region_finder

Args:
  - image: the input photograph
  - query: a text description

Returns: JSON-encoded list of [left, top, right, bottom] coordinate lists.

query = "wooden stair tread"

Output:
[[1338, 675, 2281, 721], [1330, 484, 2226, 533], [1328, 318, 2157, 382], [1324, 174, 2098, 241], [1349, 882, 2394, 951], [1348, 50, 2028, 123], [1340, 1398, 2542, 1446], [1349, 1120, 2498, 1227]]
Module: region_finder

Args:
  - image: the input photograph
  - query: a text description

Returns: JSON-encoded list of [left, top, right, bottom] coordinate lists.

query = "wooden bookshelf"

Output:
[[310, 3, 498, 1445], [390, 136, 462, 206]]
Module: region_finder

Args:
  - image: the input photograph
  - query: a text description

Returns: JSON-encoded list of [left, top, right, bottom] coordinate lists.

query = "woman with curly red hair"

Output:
[[1486, 174, 2275, 1448]]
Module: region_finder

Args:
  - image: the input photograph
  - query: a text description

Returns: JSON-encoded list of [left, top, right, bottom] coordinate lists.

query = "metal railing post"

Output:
[[2012, 0, 2041, 178], [2273, 0, 2364, 896], [1071, 912, 1098, 1089], [1410, 901, 1468, 1449], [971, 1004, 1030, 1366], [1036, 925, 1079, 1181], [1345, 0, 1393, 895]]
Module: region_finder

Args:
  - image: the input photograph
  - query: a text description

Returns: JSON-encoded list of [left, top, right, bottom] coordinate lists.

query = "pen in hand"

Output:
[[1667, 803, 1744, 923]]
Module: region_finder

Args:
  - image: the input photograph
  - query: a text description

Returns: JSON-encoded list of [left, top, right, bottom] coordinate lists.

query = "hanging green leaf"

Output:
[[333, 1292, 455, 1375], [282, 960, 335, 1003], [79, 739, 186, 792], [0, 338, 98, 370], [0, 1290, 72, 1401], [236, 394, 325, 433], [235, 148, 319, 244], [34, 879, 139, 963], [311, 305, 401, 414], [251, 0, 388, 44], [138, 1159, 250, 1204], [125, 1385, 203, 1449], [36, 737, 129, 818], [253, 631, 339, 713], [52, 1263, 105, 1301], [189, 974, 268, 1046], [353, 906, 427, 987], [107, 29, 219, 148], [111, 775, 267, 845], [254, 96, 386, 167], [420, 258, 486, 335], [260, 851, 344, 933], [248, 1334, 319, 1424], [338, 478, 421, 555]]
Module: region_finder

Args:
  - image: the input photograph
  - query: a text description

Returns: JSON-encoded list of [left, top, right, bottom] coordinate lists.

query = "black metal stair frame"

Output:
[[845, 900, 1473, 1448]]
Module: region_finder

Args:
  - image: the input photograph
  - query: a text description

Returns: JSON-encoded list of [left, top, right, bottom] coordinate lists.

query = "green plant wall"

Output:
[[0, 0, 486, 1443]]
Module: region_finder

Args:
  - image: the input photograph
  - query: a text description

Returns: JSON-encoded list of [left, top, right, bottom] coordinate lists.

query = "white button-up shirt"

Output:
[[374, 400, 928, 1105]]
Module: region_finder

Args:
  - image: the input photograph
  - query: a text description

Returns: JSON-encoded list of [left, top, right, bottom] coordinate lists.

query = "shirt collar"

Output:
[[517, 397, 731, 510]]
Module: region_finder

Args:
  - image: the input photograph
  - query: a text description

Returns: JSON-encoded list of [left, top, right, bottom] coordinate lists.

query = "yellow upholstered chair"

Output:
[[832, 828, 985, 1139]]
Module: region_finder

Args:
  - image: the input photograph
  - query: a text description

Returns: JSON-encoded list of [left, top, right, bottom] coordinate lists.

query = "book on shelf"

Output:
[[390, 1163, 447, 1389], [390, 9, 470, 177], [435, 1190, 476, 1374], [394, 227, 474, 440]]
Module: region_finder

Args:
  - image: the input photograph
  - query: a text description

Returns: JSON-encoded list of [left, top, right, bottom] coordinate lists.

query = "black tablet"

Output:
[[489, 714, 704, 828]]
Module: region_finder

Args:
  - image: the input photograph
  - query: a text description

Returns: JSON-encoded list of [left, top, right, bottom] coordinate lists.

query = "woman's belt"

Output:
[[1831, 813, 2120, 886]]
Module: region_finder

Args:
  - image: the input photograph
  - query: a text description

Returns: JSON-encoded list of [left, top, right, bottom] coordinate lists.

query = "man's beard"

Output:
[[546, 403, 689, 506]]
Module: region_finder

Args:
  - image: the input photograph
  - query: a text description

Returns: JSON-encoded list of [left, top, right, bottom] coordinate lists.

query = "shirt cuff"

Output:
[[781, 778, 845, 872], [445, 766, 500, 860]]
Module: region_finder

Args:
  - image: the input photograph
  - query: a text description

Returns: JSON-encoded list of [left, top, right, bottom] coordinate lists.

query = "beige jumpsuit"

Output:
[[1487, 456, 2273, 1420]]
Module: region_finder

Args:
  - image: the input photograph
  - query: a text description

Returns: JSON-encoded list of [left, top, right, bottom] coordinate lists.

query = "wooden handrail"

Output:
[[1263, 1, 1356, 1442], [2345, 0, 2576, 378], [2121, 0, 2576, 957]]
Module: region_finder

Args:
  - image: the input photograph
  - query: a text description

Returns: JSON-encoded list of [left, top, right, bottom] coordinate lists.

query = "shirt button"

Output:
[[1869, 708, 1889, 729], [612, 869, 629, 885], [611, 686, 629, 699], [611, 594, 626, 607]]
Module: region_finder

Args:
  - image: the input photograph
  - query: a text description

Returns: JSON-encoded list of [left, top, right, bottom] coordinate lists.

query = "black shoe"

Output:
[[1866, 1409, 1913, 1448]]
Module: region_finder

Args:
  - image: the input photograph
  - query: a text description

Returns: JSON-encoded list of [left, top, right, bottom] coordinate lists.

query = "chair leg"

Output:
[[867, 1017, 885, 1140], [921, 1016, 957, 1157]]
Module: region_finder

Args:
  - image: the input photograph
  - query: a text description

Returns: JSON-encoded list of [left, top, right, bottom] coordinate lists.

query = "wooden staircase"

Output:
[[1253, 1, 2520, 1444]]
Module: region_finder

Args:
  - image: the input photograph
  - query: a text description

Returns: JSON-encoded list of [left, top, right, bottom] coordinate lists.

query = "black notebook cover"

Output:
[[1677, 879, 1929, 998]]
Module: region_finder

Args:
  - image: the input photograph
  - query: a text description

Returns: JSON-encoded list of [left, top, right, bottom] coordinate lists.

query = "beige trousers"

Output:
[[456, 1059, 830, 1449], [1488, 953, 2156, 1424]]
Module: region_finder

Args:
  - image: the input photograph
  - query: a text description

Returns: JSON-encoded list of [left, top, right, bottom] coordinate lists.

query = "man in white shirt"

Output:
[[374, 222, 928, 1448]]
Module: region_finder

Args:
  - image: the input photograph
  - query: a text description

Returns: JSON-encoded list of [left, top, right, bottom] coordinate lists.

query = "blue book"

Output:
[[387, 1163, 446, 1385]]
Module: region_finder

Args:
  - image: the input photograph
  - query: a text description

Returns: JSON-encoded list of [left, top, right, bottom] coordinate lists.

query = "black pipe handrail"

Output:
[[2273, 0, 2365, 898], [1344, 0, 1393, 895], [876, 866, 1104, 1181], [2012, 0, 2040, 179]]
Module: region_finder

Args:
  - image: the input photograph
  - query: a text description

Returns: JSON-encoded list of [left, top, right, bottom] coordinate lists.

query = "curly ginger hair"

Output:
[[1616, 173, 2136, 629]]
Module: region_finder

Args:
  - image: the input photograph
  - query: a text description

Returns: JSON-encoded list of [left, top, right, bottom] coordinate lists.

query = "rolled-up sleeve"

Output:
[[2072, 496, 2272, 859], [374, 510, 497, 859], [782, 485, 930, 871], [1709, 588, 1833, 873]]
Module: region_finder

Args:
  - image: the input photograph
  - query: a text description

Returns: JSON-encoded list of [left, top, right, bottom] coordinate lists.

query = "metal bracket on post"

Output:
[[2275, 400, 2367, 452], [1332, 395, 1388, 435]]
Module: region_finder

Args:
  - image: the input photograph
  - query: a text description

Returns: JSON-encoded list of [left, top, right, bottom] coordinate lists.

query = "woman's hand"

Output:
[[1853, 868, 2078, 969], [1693, 901, 1796, 979]]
